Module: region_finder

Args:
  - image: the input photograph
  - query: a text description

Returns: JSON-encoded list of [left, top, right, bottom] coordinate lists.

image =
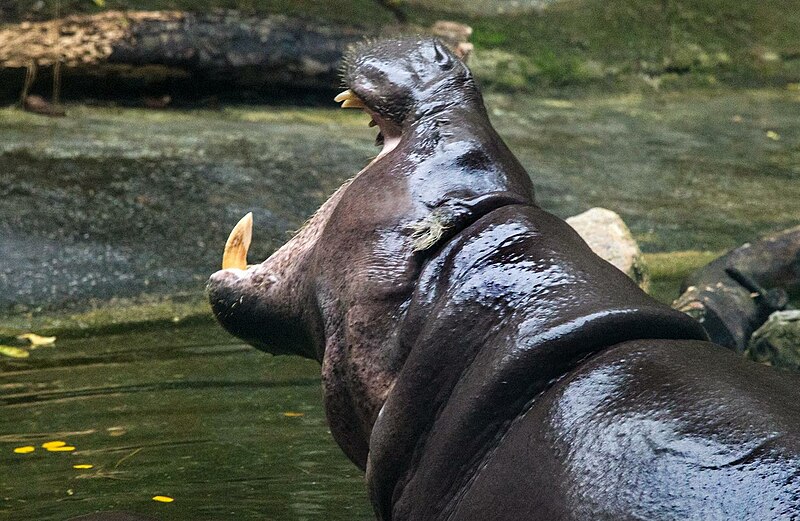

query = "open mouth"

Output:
[[218, 89, 400, 272], [334, 89, 402, 159], [218, 87, 529, 270]]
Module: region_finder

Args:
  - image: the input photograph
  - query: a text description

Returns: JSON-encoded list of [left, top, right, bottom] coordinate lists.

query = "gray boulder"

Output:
[[566, 207, 649, 290]]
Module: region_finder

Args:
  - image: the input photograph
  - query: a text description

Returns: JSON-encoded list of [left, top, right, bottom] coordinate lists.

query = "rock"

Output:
[[674, 225, 800, 352], [747, 310, 800, 370], [565, 207, 649, 290], [672, 282, 755, 351]]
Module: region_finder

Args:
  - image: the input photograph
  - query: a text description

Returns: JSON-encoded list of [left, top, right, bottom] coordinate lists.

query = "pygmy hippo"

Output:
[[208, 38, 800, 520]]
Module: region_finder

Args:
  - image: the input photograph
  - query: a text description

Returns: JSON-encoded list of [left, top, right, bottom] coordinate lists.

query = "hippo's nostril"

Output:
[[207, 268, 243, 289], [207, 272, 244, 323], [251, 271, 279, 287]]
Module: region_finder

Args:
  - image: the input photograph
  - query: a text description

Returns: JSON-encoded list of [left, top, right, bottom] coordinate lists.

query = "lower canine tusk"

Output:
[[222, 213, 253, 270]]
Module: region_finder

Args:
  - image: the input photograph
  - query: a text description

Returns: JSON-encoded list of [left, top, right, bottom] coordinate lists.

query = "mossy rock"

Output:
[[469, 48, 541, 90], [747, 310, 800, 370]]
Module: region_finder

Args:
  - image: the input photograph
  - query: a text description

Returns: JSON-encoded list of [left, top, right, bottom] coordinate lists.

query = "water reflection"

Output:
[[0, 322, 371, 520]]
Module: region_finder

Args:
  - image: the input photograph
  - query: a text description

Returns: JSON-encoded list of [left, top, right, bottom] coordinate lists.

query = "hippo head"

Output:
[[339, 38, 476, 148], [207, 37, 535, 469]]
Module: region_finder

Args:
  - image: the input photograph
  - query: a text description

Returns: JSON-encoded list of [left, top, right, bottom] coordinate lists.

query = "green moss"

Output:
[[422, 0, 800, 90], [533, 49, 594, 87], [471, 28, 507, 47], [644, 250, 722, 304], [0, 294, 213, 340]]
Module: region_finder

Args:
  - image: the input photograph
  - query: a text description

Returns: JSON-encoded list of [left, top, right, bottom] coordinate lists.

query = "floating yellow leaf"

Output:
[[766, 130, 781, 141], [73, 464, 94, 469], [93, 0, 106, 6], [0, 345, 29, 358], [283, 412, 304, 417], [43, 441, 76, 452], [16, 333, 56, 347], [152, 495, 174, 503], [47, 445, 75, 452], [14, 446, 35, 454]]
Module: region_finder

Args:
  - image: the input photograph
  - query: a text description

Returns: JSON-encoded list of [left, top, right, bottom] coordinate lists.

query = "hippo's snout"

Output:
[[208, 210, 320, 362], [208, 211, 264, 332], [207, 267, 315, 358], [207, 268, 264, 345], [207, 268, 250, 323]]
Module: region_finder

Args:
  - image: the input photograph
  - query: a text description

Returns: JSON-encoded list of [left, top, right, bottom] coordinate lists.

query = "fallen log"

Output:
[[0, 11, 472, 100]]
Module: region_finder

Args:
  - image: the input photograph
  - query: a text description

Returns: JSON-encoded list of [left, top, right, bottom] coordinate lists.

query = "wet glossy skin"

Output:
[[209, 38, 534, 468], [452, 338, 800, 520], [207, 38, 800, 520]]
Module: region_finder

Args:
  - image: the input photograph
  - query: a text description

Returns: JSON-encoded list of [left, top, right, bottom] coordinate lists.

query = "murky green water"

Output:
[[2, 89, 799, 314], [489, 90, 800, 251], [0, 323, 372, 520]]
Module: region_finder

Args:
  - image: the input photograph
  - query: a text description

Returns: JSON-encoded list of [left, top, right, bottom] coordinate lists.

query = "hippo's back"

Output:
[[451, 339, 800, 520]]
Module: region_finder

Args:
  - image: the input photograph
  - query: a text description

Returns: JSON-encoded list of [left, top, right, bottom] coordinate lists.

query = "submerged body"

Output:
[[205, 39, 800, 520]]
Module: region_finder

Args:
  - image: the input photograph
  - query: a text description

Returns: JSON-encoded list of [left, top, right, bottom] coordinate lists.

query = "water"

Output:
[[0, 323, 372, 520], [2, 90, 799, 314]]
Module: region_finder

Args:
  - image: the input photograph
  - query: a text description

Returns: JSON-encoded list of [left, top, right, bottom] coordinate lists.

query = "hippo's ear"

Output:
[[431, 39, 455, 70]]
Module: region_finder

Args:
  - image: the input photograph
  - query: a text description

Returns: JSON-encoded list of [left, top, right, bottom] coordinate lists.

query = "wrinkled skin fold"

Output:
[[207, 38, 800, 521]]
